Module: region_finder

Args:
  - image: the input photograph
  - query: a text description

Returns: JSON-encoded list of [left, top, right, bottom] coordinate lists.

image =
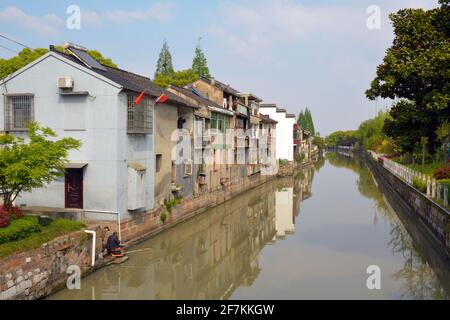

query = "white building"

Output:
[[259, 104, 296, 161], [0, 44, 193, 220]]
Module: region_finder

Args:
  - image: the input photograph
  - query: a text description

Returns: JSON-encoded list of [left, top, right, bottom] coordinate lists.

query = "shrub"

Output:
[[0, 207, 10, 228], [8, 206, 23, 219], [160, 212, 168, 223], [0, 216, 40, 244], [412, 177, 427, 193], [433, 165, 450, 180]]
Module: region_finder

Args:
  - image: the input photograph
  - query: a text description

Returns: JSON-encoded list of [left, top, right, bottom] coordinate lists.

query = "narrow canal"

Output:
[[49, 153, 449, 300]]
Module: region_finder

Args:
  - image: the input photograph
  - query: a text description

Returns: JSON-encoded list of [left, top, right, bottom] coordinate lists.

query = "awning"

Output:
[[64, 163, 88, 169]]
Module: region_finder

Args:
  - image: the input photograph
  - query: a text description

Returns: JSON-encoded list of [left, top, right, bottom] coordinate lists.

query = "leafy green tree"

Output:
[[325, 130, 358, 147], [313, 136, 325, 150], [0, 47, 118, 79], [383, 100, 439, 154], [0, 48, 48, 79], [84, 50, 117, 68], [153, 69, 199, 88], [155, 40, 174, 78], [192, 39, 211, 79], [366, 1, 450, 153], [0, 123, 81, 208], [356, 111, 387, 150]]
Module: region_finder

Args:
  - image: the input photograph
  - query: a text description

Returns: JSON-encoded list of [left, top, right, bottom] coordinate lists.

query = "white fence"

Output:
[[369, 151, 448, 207]]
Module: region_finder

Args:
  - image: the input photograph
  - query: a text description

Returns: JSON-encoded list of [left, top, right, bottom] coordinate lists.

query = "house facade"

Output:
[[0, 45, 194, 220], [259, 104, 296, 161]]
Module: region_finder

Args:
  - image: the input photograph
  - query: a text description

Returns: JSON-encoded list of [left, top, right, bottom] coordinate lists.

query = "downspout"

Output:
[[84, 230, 96, 267], [83, 210, 121, 242]]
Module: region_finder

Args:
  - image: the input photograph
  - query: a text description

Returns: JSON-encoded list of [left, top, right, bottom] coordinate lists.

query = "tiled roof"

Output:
[[54, 49, 196, 108], [200, 77, 241, 96], [259, 113, 278, 124], [169, 85, 222, 109]]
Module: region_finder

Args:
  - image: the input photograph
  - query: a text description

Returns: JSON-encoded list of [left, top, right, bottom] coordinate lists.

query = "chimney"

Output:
[[49, 45, 55, 52], [211, 77, 215, 86]]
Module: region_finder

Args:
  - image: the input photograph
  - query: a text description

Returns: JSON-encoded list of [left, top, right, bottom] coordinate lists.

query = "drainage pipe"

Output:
[[84, 230, 96, 267]]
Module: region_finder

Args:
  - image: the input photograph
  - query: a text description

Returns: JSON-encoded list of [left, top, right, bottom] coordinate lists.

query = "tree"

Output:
[[0, 47, 118, 79], [325, 130, 358, 147], [153, 69, 200, 88], [383, 100, 439, 154], [0, 48, 48, 79], [366, 1, 450, 153], [84, 50, 117, 68], [0, 123, 81, 208], [192, 39, 211, 79], [297, 108, 315, 135], [155, 40, 174, 78]]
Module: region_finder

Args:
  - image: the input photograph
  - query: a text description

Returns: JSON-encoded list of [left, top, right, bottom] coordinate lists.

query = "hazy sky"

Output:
[[0, 0, 438, 135]]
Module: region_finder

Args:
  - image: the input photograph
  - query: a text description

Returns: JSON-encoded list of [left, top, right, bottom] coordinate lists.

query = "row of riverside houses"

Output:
[[0, 43, 313, 221]]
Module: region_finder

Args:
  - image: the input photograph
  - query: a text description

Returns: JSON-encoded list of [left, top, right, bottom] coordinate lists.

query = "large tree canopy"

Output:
[[0, 47, 118, 79], [366, 1, 449, 110], [153, 68, 199, 88], [366, 1, 449, 154]]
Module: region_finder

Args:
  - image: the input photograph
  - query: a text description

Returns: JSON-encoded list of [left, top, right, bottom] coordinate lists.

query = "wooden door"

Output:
[[65, 169, 83, 209]]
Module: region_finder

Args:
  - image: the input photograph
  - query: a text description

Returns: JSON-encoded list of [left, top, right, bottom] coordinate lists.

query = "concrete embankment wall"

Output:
[[366, 154, 450, 255], [0, 229, 103, 300]]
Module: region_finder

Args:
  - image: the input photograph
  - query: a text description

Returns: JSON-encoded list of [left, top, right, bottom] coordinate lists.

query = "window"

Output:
[[4, 94, 34, 131], [211, 112, 230, 150], [184, 159, 193, 176], [127, 94, 152, 134], [156, 154, 162, 173]]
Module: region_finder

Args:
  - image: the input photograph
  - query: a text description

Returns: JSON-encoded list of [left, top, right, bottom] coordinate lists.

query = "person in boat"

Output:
[[106, 232, 124, 257]]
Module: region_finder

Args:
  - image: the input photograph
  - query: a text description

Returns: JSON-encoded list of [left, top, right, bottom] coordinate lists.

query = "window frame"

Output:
[[127, 94, 153, 135], [184, 159, 193, 176], [4, 93, 35, 131]]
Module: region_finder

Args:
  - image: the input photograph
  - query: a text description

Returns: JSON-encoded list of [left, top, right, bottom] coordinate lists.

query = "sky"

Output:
[[0, 0, 439, 135]]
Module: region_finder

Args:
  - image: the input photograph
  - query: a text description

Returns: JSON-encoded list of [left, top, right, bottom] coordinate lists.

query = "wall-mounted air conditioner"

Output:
[[57, 76, 74, 89]]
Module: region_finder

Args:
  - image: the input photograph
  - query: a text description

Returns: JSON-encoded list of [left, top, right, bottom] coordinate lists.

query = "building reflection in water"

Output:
[[50, 167, 314, 300]]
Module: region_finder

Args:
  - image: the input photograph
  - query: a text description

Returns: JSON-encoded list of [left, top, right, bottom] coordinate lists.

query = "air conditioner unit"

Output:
[[57, 76, 73, 89]]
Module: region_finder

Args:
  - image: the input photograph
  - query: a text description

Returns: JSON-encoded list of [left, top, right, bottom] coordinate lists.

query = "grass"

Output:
[[394, 158, 445, 176], [0, 217, 86, 258]]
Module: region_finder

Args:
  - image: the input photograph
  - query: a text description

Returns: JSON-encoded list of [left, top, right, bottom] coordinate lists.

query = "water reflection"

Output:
[[329, 152, 449, 299], [50, 155, 448, 300]]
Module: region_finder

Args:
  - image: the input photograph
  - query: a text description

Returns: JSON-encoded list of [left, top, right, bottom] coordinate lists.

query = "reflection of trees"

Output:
[[389, 223, 448, 300], [313, 157, 325, 172], [327, 152, 448, 300]]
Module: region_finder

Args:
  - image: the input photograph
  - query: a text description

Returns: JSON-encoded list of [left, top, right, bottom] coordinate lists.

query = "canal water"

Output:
[[49, 153, 449, 300]]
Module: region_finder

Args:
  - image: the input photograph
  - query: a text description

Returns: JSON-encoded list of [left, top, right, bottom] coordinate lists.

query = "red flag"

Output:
[[134, 91, 145, 106], [155, 93, 168, 104]]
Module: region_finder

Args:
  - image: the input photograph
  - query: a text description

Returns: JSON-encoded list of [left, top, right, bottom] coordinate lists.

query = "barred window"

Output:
[[4, 94, 34, 131], [127, 94, 153, 134]]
